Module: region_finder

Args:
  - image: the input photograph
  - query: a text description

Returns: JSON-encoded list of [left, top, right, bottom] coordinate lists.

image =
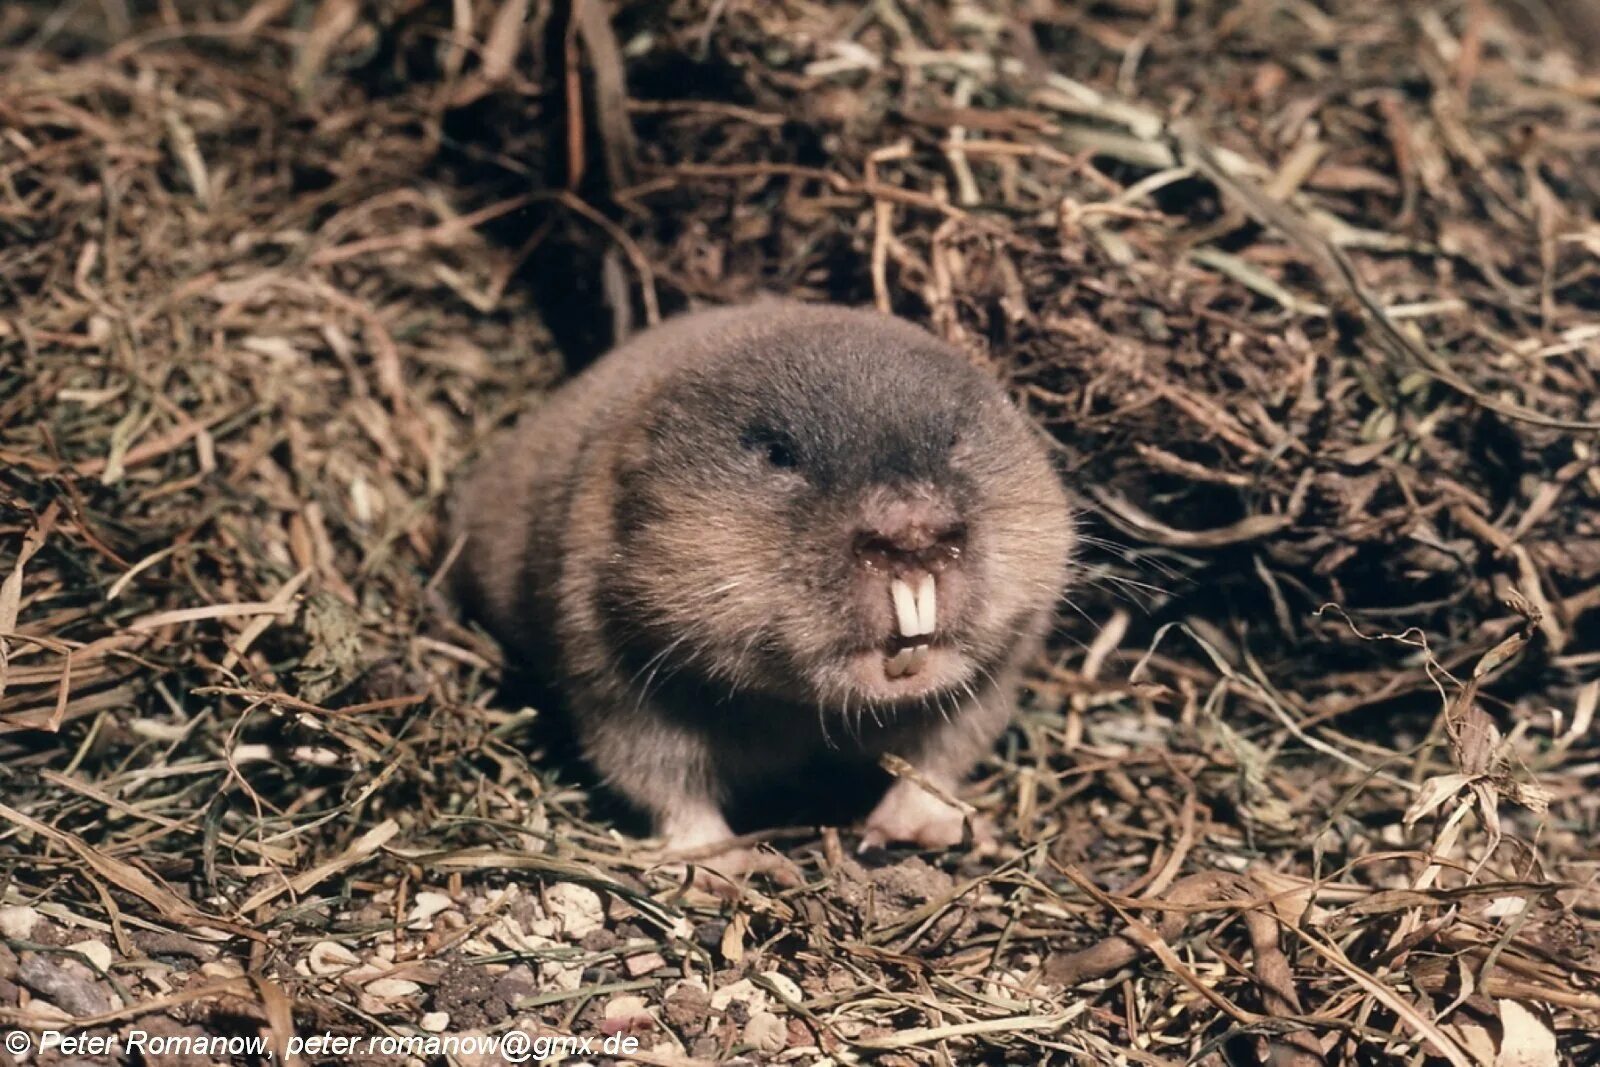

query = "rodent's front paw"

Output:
[[652, 808, 800, 894], [680, 847, 800, 896], [652, 843, 800, 897], [859, 778, 972, 852]]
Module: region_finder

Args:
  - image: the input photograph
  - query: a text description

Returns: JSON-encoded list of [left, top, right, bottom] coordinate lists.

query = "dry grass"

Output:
[[2, 1, 1598, 1064]]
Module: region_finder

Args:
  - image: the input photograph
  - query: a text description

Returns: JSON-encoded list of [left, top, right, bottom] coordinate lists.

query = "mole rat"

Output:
[[450, 302, 1073, 875]]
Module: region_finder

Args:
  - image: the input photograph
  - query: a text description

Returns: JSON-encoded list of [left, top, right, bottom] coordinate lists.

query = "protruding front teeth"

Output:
[[889, 575, 937, 638], [884, 644, 930, 679], [915, 572, 936, 634], [891, 577, 920, 638], [886, 574, 937, 680]]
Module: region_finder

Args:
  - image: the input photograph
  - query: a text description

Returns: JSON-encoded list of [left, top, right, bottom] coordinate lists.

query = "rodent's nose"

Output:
[[852, 507, 967, 574]]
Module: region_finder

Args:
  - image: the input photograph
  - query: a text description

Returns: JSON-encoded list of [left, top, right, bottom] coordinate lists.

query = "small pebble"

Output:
[[0, 905, 40, 940]]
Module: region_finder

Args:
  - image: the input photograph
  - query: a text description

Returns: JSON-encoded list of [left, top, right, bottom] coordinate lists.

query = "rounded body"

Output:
[[451, 302, 1073, 855]]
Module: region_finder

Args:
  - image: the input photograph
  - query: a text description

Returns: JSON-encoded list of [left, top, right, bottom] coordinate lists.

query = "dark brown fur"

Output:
[[451, 302, 1073, 861]]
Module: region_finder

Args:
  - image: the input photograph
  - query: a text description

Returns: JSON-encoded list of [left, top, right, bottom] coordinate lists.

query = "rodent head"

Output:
[[601, 310, 1073, 715]]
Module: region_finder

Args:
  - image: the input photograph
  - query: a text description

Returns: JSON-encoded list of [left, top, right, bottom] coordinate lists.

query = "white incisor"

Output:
[[885, 573, 937, 678]]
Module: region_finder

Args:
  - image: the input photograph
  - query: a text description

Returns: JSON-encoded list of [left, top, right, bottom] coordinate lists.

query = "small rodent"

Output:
[[451, 302, 1073, 876]]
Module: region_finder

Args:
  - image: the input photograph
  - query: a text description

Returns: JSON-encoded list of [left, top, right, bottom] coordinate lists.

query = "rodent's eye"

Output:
[[765, 440, 797, 468], [740, 426, 799, 470]]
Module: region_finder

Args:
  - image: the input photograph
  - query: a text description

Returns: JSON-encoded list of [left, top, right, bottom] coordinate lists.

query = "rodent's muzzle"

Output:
[[851, 491, 966, 570], [849, 490, 968, 681]]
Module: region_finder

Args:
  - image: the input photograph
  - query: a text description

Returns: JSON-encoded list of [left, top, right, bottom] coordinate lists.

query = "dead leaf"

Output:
[[1403, 774, 1473, 826], [1495, 999, 1558, 1067], [722, 910, 749, 964]]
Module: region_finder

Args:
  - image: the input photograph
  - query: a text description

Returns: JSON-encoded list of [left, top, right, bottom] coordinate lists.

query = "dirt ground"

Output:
[[2, 1, 1599, 1064]]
